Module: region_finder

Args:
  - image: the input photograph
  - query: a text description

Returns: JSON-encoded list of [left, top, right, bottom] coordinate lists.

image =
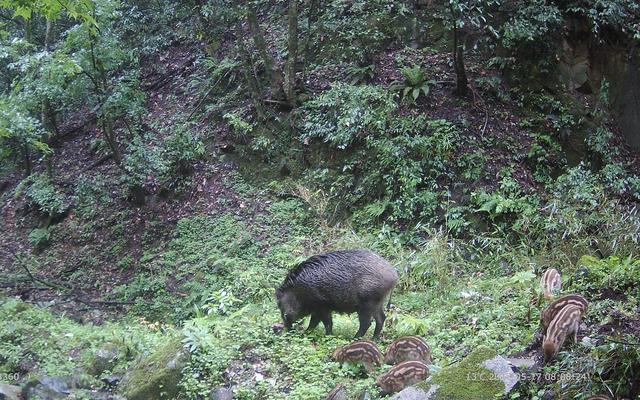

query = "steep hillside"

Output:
[[1, 1, 639, 399]]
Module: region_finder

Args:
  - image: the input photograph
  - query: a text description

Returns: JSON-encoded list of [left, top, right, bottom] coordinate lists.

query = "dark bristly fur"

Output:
[[384, 336, 432, 365], [376, 360, 430, 395], [276, 249, 398, 338]]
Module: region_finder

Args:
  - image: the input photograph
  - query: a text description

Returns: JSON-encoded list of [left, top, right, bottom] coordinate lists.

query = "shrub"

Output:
[[122, 135, 168, 194], [164, 123, 206, 175], [315, 0, 412, 64], [298, 83, 396, 149], [15, 173, 67, 216], [390, 65, 435, 104], [572, 255, 640, 294], [28, 227, 52, 248]]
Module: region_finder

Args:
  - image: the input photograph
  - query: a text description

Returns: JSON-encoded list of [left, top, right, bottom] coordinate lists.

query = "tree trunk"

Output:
[[90, 35, 123, 165], [449, 3, 468, 97], [246, 6, 284, 97], [42, 19, 57, 179], [284, 0, 299, 104], [409, 0, 419, 49], [454, 37, 468, 96], [237, 31, 266, 120], [22, 140, 32, 177], [302, 0, 320, 82]]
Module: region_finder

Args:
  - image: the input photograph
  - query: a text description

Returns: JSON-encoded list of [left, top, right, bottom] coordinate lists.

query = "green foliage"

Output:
[[502, 2, 562, 48], [0, 98, 50, 165], [301, 93, 462, 224], [564, 0, 640, 38], [299, 83, 396, 149], [472, 169, 538, 230], [73, 175, 111, 219], [390, 65, 435, 104], [27, 226, 52, 248], [224, 111, 254, 139], [164, 123, 206, 175], [475, 75, 510, 103], [592, 334, 640, 398], [572, 255, 640, 294], [0, 297, 164, 378], [0, 0, 96, 24], [526, 132, 565, 184], [15, 172, 66, 215], [359, 118, 459, 222], [398, 230, 466, 291], [344, 64, 375, 85], [1, 1, 640, 399], [122, 135, 168, 191], [314, 0, 412, 64]]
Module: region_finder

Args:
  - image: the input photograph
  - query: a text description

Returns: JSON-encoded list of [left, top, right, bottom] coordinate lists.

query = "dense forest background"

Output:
[[0, 0, 639, 399]]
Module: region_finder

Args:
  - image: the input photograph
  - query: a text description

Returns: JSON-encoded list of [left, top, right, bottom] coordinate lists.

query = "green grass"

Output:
[[3, 176, 639, 399], [0, 297, 166, 381]]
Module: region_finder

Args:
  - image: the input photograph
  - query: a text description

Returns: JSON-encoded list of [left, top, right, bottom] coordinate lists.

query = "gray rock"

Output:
[[505, 356, 535, 368], [390, 385, 439, 400], [23, 376, 71, 400], [210, 387, 233, 400], [325, 384, 348, 400], [119, 340, 190, 400], [357, 390, 370, 400], [482, 355, 519, 394], [0, 384, 22, 400], [89, 342, 121, 376]]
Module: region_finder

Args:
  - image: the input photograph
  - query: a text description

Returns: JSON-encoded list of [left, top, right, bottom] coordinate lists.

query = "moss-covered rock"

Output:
[[429, 346, 505, 400], [119, 339, 189, 400], [88, 342, 122, 376]]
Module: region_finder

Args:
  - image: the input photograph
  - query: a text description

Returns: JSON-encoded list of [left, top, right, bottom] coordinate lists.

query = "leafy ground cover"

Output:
[[1, 0, 639, 399]]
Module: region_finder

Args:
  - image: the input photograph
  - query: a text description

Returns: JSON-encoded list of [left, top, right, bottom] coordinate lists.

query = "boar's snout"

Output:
[[282, 312, 293, 329], [276, 288, 298, 329]]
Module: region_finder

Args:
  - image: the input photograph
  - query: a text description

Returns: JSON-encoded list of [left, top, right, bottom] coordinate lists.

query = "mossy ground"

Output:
[[120, 338, 187, 400], [2, 173, 639, 399], [1, 3, 639, 398], [430, 346, 503, 400]]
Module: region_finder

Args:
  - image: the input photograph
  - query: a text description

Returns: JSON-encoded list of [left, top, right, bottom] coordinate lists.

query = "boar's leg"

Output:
[[307, 310, 333, 335], [320, 310, 333, 335], [355, 307, 373, 338], [307, 313, 321, 331], [372, 304, 386, 338]]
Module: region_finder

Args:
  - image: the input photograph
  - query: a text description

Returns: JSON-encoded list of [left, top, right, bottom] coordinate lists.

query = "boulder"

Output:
[[210, 386, 233, 400], [391, 385, 439, 400], [22, 376, 72, 400], [89, 342, 121, 376], [0, 384, 22, 400], [430, 346, 518, 400], [119, 339, 189, 400], [482, 355, 519, 394]]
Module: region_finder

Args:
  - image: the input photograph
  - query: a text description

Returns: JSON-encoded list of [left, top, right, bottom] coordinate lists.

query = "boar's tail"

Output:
[[386, 288, 394, 310]]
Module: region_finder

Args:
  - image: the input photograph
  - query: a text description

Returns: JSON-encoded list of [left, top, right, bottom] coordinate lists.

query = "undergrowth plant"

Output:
[[390, 65, 435, 104]]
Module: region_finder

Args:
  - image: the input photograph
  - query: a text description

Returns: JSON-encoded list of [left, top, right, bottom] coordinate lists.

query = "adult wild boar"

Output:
[[276, 249, 398, 338]]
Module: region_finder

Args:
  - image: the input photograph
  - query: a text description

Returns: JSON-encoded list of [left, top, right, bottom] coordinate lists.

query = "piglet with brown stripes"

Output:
[[543, 304, 583, 362], [331, 340, 382, 373], [540, 268, 562, 299], [376, 360, 430, 395], [540, 293, 588, 334], [384, 336, 432, 365]]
